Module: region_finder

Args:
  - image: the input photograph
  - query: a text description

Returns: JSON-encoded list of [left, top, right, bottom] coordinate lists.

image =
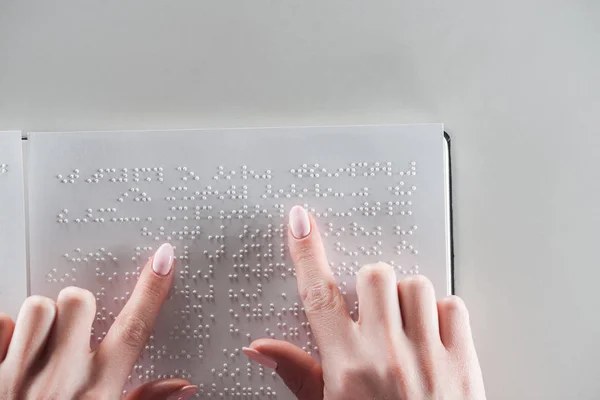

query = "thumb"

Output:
[[243, 339, 324, 400], [125, 378, 198, 400]]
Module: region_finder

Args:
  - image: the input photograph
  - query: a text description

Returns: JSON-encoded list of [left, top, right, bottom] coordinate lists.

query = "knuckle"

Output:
[[401, 274, 435, 294], [359, 262, 394, 286], [57, 286, 96, 311], [23, 295, 55, 315], [300, 279, 342, 315], [386, 360, 404, 379], [440, 295, 469, 316], [116, 313, 152, 351]]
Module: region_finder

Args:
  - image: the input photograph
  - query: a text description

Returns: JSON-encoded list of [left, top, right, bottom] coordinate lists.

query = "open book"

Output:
[[0, 124, 452, 395]]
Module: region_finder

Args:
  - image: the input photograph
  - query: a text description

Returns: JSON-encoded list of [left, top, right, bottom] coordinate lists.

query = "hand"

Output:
[[243, 206, 487, 400], [0, 243, 198, 400]]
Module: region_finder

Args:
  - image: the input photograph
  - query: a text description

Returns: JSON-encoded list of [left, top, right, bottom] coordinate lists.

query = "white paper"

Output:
[[28, 125, 450, 397], [0, 131, 27, 319]]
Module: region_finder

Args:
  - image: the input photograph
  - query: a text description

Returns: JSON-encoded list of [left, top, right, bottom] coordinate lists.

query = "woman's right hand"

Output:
[[243, 206, 487, 400]]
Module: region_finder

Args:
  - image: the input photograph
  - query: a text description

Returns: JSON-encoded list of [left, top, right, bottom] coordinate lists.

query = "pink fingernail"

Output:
[[242, 347, 278, 369], [152, 243, 174, 276], [289, 206, 311, 239], [167, 385, 198, 400]]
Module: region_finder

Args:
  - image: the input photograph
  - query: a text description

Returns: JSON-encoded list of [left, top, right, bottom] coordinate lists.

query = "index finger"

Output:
[[288, 206, 355, 356], [94, 243, 174, 387]]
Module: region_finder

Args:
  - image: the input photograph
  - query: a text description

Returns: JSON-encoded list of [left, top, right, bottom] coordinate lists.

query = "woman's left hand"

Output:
[[0, 243, 197, 400]]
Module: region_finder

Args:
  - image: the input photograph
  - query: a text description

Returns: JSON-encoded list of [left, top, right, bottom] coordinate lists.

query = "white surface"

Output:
[[0, 131, 27, 319], [1, 0, 599, 399], [27, 125, 450, 394]]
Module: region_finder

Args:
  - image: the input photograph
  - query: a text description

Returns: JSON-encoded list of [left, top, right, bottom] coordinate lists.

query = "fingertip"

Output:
[[288, 210, 327, 265], [398, 274, 436, 303], [248, 337, 305, 358], [289, 205, 311, 239], [438, 295, 472, 350], [358, 262, 396, 287], [21, 295, 56, 315], [242, 347, 278, 369], [439, 295, 468, 311], [248, 337, 275, 350], [438, 295, 470, 330], [166, 385, 197, 400], [247, 339, 323, 399], [247, 338, 310, 366], [152, 243, 174, 276]]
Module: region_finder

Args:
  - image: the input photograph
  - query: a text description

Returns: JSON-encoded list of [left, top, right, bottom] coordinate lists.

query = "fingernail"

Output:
[[289, 205, 311, 239], [167, 385, 198, 400], [152, 243, 174, 276], [242, 347, 278, 369]]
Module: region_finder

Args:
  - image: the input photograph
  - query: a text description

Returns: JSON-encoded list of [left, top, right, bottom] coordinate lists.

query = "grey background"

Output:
[[0, 0, 599, 399]]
